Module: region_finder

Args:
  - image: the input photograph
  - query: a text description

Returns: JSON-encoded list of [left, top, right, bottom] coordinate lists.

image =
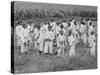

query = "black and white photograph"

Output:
[[11, 1, 97, 74]]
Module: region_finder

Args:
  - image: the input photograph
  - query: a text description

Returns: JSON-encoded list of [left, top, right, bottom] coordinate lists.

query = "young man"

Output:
[[55, 22, 61, 36], [16, 24, 22, 46], [42, 22, 48, 32], [68, 30, 76, 57], [57, 30, 66, 57], [62, 20, 68, 29], [24, 24, 32, 45], [50, 20, 57, 31], [74, 21, 80, 44], [44, 25, 54, 54], [80, 21, 87, 45], [70, 18, 76, 30], [37, 25, 44, 53], [68, 22, 73, 31], [20, 23, 28, 53], [15, 23, 24, 52], [88, 20, 94, 36], [88, 31, 96, 55], [60, 24, 66, 34], [34, 24, 41, 49]]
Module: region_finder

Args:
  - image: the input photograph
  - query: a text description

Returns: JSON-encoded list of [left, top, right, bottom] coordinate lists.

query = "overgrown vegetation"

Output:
[[14, 8, 97, 21]]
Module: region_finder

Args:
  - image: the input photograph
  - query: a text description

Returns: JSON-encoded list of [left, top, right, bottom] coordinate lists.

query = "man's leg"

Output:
[[21, 41, 24, 53], [49, 41, 53, 54], [57, 46, 61, 57], [35, 40, 37, 48], [69, 43, 75, 57], [44, 41, 49, 53], [39, 40, 44, 52], [90, 42, 96, 55]]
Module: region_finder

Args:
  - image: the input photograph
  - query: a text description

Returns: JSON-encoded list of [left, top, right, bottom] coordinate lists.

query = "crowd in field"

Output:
[[15, 18, 96, 57]]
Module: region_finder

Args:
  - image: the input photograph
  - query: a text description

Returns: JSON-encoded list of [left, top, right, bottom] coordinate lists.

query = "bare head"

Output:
[[60, 24, 64, 29], [37, 24, 41, 30], [60, 30, 63, 35], [56, 22, 59, 26], [48, 25, 52, 31], [91, 31, 94, 35], [68, 23, 71, 27], [81, 20, 85, 25], [74, 21, 77, 25], [22, 23, 27, 28], [89, 21, 92, 26], [35, 23, 41, 30], [72, 18, 75, 21], [68, 30, 72, 36], [17, 21, 23, 26]]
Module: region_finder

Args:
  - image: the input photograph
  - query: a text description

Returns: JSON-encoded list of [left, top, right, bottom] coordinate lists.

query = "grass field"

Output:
[[14, 41, 97, 73]]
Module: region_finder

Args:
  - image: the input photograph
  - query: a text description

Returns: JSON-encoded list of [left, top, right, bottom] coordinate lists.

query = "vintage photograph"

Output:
[[11, 1, 97, 74]]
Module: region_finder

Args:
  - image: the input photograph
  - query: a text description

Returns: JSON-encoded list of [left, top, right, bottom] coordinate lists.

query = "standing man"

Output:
[[74, 22, 80, 44], [34, 24, 41, 49], [50, 20, 57, 31], [62, 20, 68, 29], [37, 25, 44, 54], [44, 25, 54, 54], [15, 24, 22, 49], [88, 20, 94, 36], [20, 23, 27, 53], [55, 22, 61, 36], [80, 21, 87, 45], [68, 30, 76, 57], [57, 30, 66, 57], [88, 31, 96, 55]]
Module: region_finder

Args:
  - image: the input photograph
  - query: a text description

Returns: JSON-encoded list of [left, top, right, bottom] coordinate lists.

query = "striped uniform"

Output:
[[68, 31, 76, 57], [57, 33, 65, 57], [34, 28, 40, 49], [88, 31, 96, 55], [80, 23, 87, 44], [44, 29, 54, 54], [37, 27, 44, 52]]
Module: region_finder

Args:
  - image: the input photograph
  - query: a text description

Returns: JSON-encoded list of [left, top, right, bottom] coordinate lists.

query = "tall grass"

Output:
[[14, 8, 97, 21]]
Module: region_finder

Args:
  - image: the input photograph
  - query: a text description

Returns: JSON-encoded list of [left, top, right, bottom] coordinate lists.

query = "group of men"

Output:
[[15, 18, 96, 57], [15, 22, 33, 53]]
